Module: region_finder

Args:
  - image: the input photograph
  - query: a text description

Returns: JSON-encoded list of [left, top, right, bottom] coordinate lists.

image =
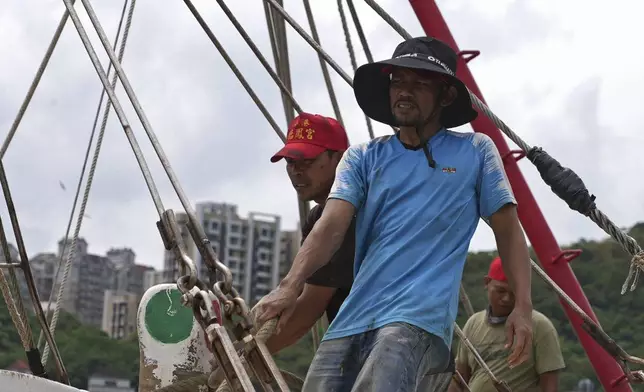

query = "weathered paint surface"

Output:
[[0, 370, 86, 392], [144, 286, 193, 344], [137, 284, 213, 392]]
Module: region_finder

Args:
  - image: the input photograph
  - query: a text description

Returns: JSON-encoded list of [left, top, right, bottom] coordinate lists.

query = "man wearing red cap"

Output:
[[449, 257, 565, 392], [264, 112, 354, 352]]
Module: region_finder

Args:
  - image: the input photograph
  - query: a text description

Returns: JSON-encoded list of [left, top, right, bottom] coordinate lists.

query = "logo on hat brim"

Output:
[[393, 53, 455, 76]]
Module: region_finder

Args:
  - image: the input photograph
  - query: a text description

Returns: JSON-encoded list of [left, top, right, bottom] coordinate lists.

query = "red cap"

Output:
[[270, 113, 350, 163], [487, 257, 507, 282]]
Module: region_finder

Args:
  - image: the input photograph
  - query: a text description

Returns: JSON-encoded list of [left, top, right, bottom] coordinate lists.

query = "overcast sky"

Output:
[[0, 0, 642, 272]]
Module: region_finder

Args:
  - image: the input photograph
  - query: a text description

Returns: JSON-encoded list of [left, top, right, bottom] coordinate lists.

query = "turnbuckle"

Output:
[[237, 328, 290, 391], [156, 209, 198, 293]]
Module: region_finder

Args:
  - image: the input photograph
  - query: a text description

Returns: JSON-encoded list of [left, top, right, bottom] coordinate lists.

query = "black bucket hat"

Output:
[[353, 36, 478, 129]]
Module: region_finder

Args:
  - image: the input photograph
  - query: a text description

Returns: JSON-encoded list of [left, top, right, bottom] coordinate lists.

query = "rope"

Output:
[[215, 0, 302, 115], [0, 159, 65, 380], [266, 0, 296, 125], [454, 323, 512, 392], [0, 269, 31, 349], [337, 0, 375, 139], [0, 0, 77, 159], [259, 0, 312, 229], [41, 0, 137, 366], [0, 235, 33, 348], [346, 0, 374, 63], [183, 0, 286, 143], [264, 0, 353, 87], [361, 0, 644, 294], [459, 284, 475, 318], [302, 0, 345, 126]]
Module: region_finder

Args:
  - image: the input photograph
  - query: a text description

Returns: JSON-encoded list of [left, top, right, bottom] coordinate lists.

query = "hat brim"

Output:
[[353, 56, 478, 128], [270, 142, 327, 163]]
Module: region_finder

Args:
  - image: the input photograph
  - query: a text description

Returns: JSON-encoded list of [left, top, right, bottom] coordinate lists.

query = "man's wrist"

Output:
[[514, 297, 533, 312], [280, 273, 305, 293]]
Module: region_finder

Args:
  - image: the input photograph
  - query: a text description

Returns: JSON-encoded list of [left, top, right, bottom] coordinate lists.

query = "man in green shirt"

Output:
[[449, 257, 565, 392]]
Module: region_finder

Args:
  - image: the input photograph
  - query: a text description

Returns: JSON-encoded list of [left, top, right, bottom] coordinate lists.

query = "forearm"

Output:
[[493, 208, 532, 308], [539, 371, 560, 392], [264, 286, 329, 354], [265, 305, 318, 354]]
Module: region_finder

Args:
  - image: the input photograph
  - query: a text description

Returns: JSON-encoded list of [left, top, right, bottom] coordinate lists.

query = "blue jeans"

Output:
[[416, 372, 453, 392], [302, 322, 450, 392]]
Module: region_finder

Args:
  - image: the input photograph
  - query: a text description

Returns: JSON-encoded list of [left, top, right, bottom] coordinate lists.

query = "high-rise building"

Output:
[[163, 202, 283, 304], [101, 290, 139, 340], [108, 248, 153, 299], [46, 238, 113, 327], [279, 229, 301, 281], [30, 252, 58, 303], [106, 248, 135, 269], [143, 269, 166, 292], [245, 211, 282, 303]]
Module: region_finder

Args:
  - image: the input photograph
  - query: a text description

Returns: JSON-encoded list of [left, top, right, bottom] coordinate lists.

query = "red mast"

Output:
[[408, 1, 630, 390]]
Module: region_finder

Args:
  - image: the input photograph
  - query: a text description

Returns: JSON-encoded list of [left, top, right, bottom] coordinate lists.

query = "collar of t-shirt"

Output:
[[486, 305, 508, 325]]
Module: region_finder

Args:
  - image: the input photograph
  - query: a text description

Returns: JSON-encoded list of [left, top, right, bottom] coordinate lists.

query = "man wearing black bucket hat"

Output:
[[257, 36, 533, 392]]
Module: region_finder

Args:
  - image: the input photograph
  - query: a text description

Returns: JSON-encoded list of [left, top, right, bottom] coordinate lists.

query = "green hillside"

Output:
[[2, 223, 644, 391]]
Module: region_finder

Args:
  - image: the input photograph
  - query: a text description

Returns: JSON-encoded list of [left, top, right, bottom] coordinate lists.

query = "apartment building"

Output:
[[108, 248, 154, 298], [143, 269, 166, 292], [101, 290, 139, 339], [163, 202, 283, 304], [279, 230, 301, 281]]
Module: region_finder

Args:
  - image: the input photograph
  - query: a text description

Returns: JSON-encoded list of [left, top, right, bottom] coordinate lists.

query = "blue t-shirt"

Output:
[[324, 129, 516, 347]]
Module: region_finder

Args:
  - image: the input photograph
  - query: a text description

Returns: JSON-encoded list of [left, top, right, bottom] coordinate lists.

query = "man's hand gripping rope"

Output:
[[157, 209, 293, 391], [255, 282, 301, 335]]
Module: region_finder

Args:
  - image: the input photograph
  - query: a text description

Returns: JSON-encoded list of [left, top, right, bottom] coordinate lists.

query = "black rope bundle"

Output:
[[527, 147, 596, 216]]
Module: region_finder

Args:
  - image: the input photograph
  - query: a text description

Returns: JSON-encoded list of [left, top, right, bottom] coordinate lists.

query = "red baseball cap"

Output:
[[270, 113, 350, 163], [487, 257, 507, 282]]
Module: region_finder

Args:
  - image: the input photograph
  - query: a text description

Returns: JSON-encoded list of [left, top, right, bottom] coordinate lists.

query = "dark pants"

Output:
[[303, 322, 450, 392]]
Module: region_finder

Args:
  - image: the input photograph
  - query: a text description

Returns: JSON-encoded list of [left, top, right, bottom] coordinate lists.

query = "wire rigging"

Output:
[[337, 0, 375, 139], [0, 160, 68, 383], [182, 0, 286, 143], [302, 0, 345, 126], [41, 0, 137, 367], [265, 0, 296, 124], [214, 0, 302, 115], [0, 228, 33, 353], [346, 0, 374, 63], [259, 0, 312, 230], [264, 0, 353, 87]]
